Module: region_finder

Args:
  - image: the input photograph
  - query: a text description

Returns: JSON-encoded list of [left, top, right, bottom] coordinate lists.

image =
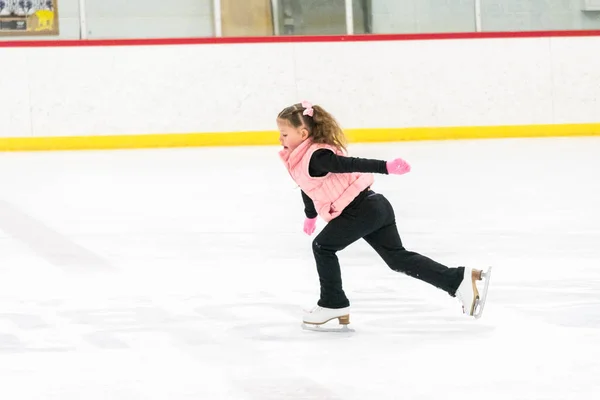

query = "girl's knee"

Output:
[[312, 238, 336, 254], [312, 238, 323, 253]]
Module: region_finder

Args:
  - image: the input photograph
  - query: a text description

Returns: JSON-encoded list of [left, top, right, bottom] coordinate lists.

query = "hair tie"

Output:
[[301, 100, 314, 117]]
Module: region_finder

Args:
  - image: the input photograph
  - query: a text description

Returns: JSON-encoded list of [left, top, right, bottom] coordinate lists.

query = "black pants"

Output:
[[312, 189, 464, 309]]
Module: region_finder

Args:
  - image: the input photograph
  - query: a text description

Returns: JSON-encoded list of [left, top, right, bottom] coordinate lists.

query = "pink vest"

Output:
[[279, 140, 375, 222]]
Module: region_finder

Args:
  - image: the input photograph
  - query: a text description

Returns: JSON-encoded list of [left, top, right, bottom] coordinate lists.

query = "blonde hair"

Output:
[[277, 102, 347, 153]]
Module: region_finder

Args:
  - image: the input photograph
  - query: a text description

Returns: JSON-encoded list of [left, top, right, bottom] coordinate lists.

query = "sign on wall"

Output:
[[0, 0, 58, 36]]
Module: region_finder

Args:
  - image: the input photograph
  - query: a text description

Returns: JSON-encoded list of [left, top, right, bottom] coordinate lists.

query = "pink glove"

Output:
[[303, 217, 317, 235], [386, 158, 411, 175]]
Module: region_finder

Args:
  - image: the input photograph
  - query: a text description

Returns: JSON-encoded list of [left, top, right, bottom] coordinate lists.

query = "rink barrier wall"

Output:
[[1, 31, 600, 151]]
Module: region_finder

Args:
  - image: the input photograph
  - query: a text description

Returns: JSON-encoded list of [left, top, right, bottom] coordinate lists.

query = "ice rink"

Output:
[[1, 136, 599, 399]]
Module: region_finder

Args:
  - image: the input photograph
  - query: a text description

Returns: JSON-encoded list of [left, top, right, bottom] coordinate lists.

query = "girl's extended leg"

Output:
[[362, 194, 464, 296]]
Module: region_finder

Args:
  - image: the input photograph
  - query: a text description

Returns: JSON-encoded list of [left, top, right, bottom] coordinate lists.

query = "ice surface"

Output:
[[0, 137, 599, 399]]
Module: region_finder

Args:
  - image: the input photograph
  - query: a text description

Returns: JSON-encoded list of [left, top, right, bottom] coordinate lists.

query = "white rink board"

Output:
[[0, 36, 599, 138]]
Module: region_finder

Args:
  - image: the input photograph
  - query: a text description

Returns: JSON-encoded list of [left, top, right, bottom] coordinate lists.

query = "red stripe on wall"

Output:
[[1, 30, 600, 48]]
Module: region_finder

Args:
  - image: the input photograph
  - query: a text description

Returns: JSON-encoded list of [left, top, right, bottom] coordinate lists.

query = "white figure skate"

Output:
[[301, 305, 354, 332], [455, 266, 492, 319]]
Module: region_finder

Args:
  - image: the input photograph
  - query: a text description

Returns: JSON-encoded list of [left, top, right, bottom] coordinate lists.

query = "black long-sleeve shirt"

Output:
[[301, 149, 388, 218]]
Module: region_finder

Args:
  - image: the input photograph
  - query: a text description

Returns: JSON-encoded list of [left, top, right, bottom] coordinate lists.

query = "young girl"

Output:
[[277, 101, 491, 328]]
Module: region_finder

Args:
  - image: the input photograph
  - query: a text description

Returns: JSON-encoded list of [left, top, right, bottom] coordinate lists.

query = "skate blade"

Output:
[[473, 266, 492, 319], [301, 323, 355, 333]]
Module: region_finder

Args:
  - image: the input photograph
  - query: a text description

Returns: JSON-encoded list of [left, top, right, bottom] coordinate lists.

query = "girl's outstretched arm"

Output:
[[309, 149, 388, 177]]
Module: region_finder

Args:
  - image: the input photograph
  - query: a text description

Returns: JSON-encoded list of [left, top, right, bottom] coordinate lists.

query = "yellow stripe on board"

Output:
[[1, 123, 599, 151], [345, 123, 600, 142]]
